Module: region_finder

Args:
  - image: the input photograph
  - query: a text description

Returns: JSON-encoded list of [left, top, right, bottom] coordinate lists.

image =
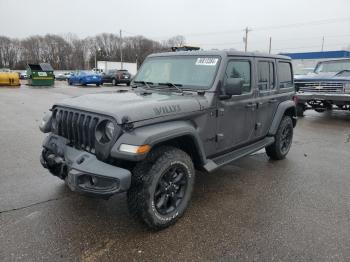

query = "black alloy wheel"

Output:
[[154, 164, 188, 215]]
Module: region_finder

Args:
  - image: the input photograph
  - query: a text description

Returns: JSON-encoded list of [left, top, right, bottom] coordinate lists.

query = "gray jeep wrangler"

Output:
[[40, 51, 297, 229]]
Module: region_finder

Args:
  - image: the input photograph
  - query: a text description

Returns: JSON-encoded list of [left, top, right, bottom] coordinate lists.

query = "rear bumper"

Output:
[[296, 92, 350, 103], [41, 134, 131, 197], [116, 78, 130, 83]]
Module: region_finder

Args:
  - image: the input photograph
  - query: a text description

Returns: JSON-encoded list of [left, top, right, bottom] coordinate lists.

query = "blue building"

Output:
[[279, 50, 350, 74]]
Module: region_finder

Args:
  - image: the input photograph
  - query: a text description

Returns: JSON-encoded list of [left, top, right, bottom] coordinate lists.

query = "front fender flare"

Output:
[[110, 121, 207, 163]]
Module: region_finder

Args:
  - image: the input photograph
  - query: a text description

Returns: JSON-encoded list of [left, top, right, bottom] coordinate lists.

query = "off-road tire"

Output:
[[127, 146, 195, 230], [296, 103, 305, 117], [266, 116, 293, 160]]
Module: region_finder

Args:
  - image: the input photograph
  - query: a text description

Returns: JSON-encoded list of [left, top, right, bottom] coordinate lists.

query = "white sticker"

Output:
[[38, 72, 47, 76], [195, 57, 218, 66]]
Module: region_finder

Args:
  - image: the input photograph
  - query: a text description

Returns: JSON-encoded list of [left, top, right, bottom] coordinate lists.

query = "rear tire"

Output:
[[266, 116, 293, 160], [96, 83, 100, 87], [127, 82, 130, 86], [315, 108, 325, 113], [127, 146, 195, 230], [112, 79, 117, 86]]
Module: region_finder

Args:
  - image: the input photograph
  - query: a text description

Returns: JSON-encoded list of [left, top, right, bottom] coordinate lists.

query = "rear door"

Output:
[[216, 58, 257, 153], [254, 58, 278, 138]]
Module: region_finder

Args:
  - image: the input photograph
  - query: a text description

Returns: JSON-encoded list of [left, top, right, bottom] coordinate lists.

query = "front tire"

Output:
[[266, 116, 293, 160], [112, 79, 117, 86], [127, 146, 195, 229]]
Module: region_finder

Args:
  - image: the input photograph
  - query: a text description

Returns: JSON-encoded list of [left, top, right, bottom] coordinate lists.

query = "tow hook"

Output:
[[46, 154, 64, 166]]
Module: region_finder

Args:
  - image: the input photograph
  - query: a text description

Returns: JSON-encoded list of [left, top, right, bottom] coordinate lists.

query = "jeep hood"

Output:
[[54, 90, 207, 124]]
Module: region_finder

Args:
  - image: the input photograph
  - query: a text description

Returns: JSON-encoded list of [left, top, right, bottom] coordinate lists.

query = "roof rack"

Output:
[[171, 46, 200, 52]]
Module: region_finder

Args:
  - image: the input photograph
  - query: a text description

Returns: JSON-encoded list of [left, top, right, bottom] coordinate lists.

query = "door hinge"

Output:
[[216, 133, 224, 142], [216, 108, 224, 117]]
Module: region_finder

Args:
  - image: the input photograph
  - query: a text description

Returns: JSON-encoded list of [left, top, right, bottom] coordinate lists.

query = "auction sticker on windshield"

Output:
[[196, 58, 218, 66]]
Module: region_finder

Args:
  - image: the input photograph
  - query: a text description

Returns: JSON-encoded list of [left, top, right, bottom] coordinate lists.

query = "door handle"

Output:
[[245, 102, 256, 108], [269, 99, 278, 104]]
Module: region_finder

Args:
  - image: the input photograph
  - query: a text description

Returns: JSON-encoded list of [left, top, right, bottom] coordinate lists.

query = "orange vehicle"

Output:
[[0, 69, 20, 87]]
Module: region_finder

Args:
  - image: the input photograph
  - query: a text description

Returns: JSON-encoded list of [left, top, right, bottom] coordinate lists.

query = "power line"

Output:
[[271, 41, 350, 52], [148, 17, 350, 40], [254, 17, 350, 32]]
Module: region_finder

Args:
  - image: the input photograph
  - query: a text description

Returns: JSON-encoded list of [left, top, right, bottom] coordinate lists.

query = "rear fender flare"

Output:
[[268, 100, 296, 136]]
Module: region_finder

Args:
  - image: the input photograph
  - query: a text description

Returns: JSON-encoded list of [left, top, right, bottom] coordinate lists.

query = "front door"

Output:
[[216, 58, 257, 153], [254, 59, 279, 138]]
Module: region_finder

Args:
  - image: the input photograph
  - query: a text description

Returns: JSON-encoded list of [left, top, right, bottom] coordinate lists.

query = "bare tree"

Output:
[[0, 33, 186, 70]]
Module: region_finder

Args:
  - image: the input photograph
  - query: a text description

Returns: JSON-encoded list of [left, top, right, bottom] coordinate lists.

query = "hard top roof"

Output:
[[148, 50, 290, 60]]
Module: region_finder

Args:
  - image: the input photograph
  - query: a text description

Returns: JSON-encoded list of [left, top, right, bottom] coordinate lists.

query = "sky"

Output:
[[1, 0, 350, 53]]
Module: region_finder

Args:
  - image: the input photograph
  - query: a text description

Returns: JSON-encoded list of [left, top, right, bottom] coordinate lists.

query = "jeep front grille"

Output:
[[296, 82, 344, 93], [53, 108, 100, 153]]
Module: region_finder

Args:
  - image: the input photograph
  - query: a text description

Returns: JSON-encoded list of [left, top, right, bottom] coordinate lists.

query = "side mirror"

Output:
[[224, 78, 243, 96]]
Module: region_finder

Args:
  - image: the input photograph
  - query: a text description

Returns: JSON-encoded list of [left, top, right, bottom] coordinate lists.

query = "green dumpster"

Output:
[[27, 63, 54, 86]]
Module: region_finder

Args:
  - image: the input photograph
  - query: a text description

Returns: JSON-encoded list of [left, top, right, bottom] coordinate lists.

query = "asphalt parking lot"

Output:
[[1, 82, 350, 262]]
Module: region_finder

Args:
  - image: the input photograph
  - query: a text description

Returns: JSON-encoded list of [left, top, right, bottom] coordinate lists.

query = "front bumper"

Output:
[[85, 79, 102, 84], [296, 92, 350, 103], [41, 134, 131, 197]]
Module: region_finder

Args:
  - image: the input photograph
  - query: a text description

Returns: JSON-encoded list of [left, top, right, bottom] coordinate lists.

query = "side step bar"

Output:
[[203, 137, 275, 172]]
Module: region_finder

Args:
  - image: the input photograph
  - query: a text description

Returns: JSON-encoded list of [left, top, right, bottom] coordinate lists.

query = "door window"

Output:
[[278, 62, 293, 88], [258, 61, 275, 91], [225, 60, 251, 94]]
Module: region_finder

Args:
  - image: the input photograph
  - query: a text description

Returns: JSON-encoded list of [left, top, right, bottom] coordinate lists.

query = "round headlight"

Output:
[[105, 121, 115, 140]]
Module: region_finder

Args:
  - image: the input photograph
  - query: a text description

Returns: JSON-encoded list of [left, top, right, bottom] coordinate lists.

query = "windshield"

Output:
[[134, 56, 220, 89], [315, 60, 350, 73]]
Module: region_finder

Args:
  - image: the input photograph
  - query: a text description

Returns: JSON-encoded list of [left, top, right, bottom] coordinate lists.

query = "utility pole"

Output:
[[94, 50, 97, 69], [120, 29, 123, 69], [243, 27, 251, 52], [269, 37, 272, 54], [321, 36, 325, 52]]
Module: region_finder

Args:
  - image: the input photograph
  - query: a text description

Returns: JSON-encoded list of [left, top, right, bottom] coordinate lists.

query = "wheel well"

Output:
[[284, 106, 297, 127], [153, 136, 204, 169]]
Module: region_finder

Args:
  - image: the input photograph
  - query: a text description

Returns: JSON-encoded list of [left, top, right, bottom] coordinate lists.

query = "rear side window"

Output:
[[278, 62, 293, 88], [258, 61, 275, 91], [225, 60, 251, 94]]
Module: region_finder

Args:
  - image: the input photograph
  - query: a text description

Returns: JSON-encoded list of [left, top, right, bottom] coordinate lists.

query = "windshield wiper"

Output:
[[157, 82, 183, 93], [133, 80, 154, 89]]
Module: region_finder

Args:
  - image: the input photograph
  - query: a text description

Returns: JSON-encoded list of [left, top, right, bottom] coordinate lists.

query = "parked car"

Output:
[[39, 50, 296, 229], [295, 58, 350, 116], [67, 71, 102, 86], [56, 72, 73, 81], [20, 72, 28, 80], [102, 69, 131, 86]]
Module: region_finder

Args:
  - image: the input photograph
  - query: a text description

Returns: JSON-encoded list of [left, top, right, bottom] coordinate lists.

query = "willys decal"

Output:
[[153, 105, 181, 116]]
